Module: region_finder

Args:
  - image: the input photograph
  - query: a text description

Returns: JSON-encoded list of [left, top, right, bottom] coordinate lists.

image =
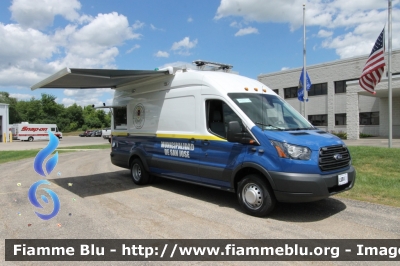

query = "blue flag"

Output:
[[298, 68, 312, 102]]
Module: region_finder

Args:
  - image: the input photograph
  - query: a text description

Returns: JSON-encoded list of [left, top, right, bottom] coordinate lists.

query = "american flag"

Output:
[[359, 28, 386, 94]]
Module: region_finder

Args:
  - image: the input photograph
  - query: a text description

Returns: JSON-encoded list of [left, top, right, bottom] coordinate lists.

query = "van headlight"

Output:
[[271, 140, 311, 160]]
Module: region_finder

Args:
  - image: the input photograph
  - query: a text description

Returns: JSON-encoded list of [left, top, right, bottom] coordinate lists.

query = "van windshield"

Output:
[[228, 93, 314, 131]]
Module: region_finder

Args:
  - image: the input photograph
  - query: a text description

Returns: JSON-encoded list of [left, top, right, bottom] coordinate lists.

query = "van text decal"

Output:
[[21, 127, 48, 132], [161, 141, 194, 158]]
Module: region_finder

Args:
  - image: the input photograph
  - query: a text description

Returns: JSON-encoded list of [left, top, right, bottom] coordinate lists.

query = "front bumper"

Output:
[[270, 166, 356, 203]]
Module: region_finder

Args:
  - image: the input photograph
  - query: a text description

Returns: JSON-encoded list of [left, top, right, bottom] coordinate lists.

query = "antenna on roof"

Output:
[[192, 60, 233, 71]]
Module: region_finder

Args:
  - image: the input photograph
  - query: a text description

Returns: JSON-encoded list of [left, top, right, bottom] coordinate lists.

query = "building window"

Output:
[[335, 81, 346, 93], [308, 83, 327, 96], [359, 112, 379, 125], [308, 114, 327, 126], [335, 113, 346, 125], [273, 89, 279, 95], [334, 79, 358, 94], [284, 87, 298, 99]]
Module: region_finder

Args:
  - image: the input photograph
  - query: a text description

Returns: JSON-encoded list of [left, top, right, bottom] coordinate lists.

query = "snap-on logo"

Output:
[[21, 127, 48, 132]]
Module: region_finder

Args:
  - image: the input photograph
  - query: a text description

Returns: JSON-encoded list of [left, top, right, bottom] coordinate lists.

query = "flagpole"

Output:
[[303, 4, 307, 118], [388, 0, 392, 148]]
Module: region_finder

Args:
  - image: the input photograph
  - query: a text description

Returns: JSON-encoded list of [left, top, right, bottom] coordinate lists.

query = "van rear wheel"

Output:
[[28, 137, 33, 142], [130, 159, 150, 185], [237, 174, 276, 217]]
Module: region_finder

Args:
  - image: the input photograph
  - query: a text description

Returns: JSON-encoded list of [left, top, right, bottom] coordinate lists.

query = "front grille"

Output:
[[319, 145, 351, 171]]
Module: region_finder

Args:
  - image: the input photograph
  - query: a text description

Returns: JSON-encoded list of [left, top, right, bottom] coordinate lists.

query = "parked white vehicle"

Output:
[[102, 128, 111, 142], [11, 122, 62, 141]]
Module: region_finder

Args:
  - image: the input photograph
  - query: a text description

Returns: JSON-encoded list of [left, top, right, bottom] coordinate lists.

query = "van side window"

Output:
[[206, 100, 242, 138], [51, 127, 56, 131], [114, 107, 127, 130]]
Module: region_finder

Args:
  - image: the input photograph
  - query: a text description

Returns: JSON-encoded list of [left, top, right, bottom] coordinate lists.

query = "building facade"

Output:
[[257, 49, 400, 139], [0, 103, 10, 142]]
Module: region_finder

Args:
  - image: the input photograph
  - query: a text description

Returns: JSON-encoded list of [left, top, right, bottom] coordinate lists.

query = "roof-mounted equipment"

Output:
[[192, 60, 233, 72]]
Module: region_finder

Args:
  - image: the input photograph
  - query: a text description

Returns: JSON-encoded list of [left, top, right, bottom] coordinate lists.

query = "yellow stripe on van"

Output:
[[112, 131, 128, 136], [156, 133, 226, 141], [111, 131, 226, 141]]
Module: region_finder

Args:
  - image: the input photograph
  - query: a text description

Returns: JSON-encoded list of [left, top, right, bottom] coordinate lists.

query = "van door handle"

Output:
[[202, 140, 209, 146], [189, 138, 196, 143]]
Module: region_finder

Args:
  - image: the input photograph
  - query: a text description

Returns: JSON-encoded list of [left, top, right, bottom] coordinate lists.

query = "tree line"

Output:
[[0, 92, 111, 132]]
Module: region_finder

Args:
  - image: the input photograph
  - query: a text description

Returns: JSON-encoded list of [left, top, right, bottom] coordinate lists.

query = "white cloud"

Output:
[[132, 20, 145, 30], [188, 17, 193, 23], [230, 21, 238, 27], [317, 29, 333, 38], [0, 8, 143, 89], [158, 61, 194, 69], [10, 0, 81, 29], [62, 88, 113, 107], [154, 51, 169, 58], [127, 44, 140, 54], [215, 0, 400, 59], [171, 37, 198, 56], [150, 24, 164, 31], [9, 93, 33, 100], [281, 67, 290, 71], [72, 12, 139, 47], [234, 27, 259, 36]]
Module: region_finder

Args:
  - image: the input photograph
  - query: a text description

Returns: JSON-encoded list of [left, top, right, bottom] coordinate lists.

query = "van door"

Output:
[[150, 95, 201, 181], [197, 98, 246, 188]]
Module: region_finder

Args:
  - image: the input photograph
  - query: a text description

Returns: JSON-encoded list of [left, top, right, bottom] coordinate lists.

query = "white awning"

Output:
[[31, 67, 171, 90]]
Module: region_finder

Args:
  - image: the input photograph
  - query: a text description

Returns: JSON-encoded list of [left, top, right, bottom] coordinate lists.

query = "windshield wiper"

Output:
[[254, 122, 283, 131]]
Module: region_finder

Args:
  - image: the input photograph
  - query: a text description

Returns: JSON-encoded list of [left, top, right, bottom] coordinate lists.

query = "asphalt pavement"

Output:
[[1, 149, 399, 265], [1, 136, 399, 265]]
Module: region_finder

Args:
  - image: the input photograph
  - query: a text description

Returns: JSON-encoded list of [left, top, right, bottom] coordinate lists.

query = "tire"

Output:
[[28, 137, 33, 142], [130, 159, 150, 185], [237, 174, 276, 217], [108, 138, 111, 143]]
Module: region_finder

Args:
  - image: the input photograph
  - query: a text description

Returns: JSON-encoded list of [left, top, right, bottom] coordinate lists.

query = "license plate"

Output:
[[338, 173, 348, 186]]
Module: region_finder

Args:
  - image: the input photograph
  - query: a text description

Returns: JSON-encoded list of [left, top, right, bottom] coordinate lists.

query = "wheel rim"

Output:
[[242, 183, 263, 210], [132, 164, 142, 182]]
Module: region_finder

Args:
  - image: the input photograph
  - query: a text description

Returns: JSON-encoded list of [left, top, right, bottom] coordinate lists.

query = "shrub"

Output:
[[330, 131, 347, 139]]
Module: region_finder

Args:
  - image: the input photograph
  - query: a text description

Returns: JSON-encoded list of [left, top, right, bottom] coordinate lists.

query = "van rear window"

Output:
[[114, 107, 127, 130]]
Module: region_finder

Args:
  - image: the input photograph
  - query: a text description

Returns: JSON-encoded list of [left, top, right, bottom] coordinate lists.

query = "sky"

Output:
[[1, 0, 399, 107]]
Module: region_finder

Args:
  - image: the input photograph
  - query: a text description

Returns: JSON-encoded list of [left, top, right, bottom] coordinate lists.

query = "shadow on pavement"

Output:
[[270, 198, 347, 222], [49, 170, 135, 198], [50, 172, 347, 222]]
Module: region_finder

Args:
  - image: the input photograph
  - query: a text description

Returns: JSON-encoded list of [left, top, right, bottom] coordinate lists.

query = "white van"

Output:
[[32, 61, 355, 216], [12, 122, 62, 141]]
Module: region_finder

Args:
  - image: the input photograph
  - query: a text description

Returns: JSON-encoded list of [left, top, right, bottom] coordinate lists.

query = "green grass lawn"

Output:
[[0, 144, 110, 164], [336, 146, 400, 207], [0, 145, 399, 208]]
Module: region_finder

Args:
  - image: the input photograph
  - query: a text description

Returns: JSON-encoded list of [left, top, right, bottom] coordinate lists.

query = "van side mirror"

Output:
[[227, 121, 256, 145]]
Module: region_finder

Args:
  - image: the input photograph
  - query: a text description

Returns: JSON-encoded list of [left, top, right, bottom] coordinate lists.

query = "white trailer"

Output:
[[12, 122, 62, 141]]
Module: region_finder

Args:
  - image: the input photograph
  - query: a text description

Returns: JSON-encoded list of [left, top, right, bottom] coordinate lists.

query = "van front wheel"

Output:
[[130, 159, 150, 185], [237, 174, 276, 217]]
